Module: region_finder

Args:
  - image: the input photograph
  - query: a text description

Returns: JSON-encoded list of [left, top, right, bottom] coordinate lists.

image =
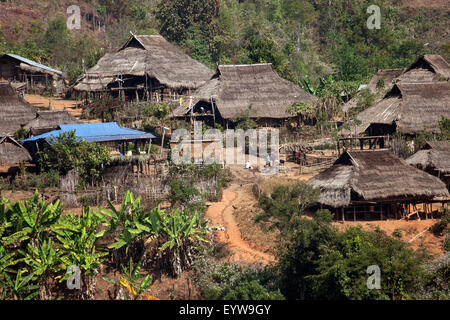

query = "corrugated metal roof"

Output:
[[22, 122, 155, 143], [6, 54, 63, 75]]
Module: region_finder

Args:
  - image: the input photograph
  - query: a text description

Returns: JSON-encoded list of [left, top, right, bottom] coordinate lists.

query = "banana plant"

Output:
[[103, 257, 156, 300], [19, 237, 64, 300], [55, 208, 107, 299], [56, 208, 107, 273], [4, 191, 63, 247], [102, 193, 163, 250], [0, 269, 40, 300], [158, 209, 210, 277], [0, 245, 20, 275], [20, 238, 63, 276], [98, 190, 143, 236]]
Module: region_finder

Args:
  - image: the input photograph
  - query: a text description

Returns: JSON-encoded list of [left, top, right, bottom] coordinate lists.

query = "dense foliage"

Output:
[[254, 183, 448, 300], [37, 131, 111, 185], [1, 0, 448, 89], [0, 190, 211, 299]]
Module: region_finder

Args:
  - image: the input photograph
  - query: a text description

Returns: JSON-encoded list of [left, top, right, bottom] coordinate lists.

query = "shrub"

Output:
[[38, 131, 111, 185]]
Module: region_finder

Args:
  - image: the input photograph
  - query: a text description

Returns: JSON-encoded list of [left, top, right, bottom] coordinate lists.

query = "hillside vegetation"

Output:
[[0, 0, 448, 88]]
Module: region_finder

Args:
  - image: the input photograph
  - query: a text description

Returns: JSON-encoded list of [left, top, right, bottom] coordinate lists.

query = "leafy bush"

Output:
[[256, 182, 320, 233], [193, 244, 284, 300], [38, 131, 111, 185], [274, 210, 428, 300]]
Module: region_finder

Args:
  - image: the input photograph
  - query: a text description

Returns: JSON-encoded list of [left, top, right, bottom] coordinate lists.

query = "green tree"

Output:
[[38, 131, 111, 185], [256, 182, 320, 233]]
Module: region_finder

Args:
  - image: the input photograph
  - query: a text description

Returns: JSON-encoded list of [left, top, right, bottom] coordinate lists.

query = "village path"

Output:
[[205, 166, 275, 266]]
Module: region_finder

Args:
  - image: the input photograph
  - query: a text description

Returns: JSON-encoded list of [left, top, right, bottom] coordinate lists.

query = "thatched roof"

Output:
[[23, 110, 80, 134], [344, 81, 450, 136], [0, 82, 37, 136], [342, 68, 404, 113], [406, 141, 450, 174], [308, 149, 449, 207], [400, 54, 450, 82], [172, 63, 317, 119], [73, 34, 214, 92], [0, 136, 31, 165]]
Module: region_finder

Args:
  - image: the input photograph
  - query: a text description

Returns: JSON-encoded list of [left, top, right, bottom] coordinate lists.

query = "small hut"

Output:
[[399, 54, 450, 82], [0, 54, 65, 95], [171, 63, 317, 127], [307, 149, 449, 221], [73, 34, 214, 101], [344, 81, 450, 137], [0, 82, 37, 136], [0, 136, 31, 165], [22, 122, 156, 158], [23, 110, 80, 136], [341, 54, 450, 137], [342, 68, 404, 114], [406, 141, 450, 190]]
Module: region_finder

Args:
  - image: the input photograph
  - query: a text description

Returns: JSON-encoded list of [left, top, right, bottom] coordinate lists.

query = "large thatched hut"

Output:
[[0, 136, 31, 165], [307, 149, 449, 221], [0, 82, 37, 136], [73, 34, 214, 101], [406, 141, 450, 190], [172, 63, 317, 127]]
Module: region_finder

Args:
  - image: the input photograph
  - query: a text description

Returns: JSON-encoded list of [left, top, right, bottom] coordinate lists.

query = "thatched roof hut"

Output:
[[23, 110, 80, 135], [0, 136, 31, 165], [399, 54, 450, 82], [342, 68, 404, 113], [308, 149, 449, 208], [344, 81, 450, 136], [0, 54, 65, 95], [0, 82, 37, 136], [406, 141, 450, 175], [172, 63, 317, 123], [73, 34, 214, 95], [341, 54, 450, 134]]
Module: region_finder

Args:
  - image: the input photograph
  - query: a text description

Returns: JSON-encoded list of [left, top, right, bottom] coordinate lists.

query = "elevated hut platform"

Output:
[[307, 149, 449, 221]]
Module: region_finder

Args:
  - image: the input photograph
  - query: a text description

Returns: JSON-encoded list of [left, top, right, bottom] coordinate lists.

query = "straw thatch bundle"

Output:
[[0, 82, 37, 136], [406, 141, 450, 174], [308, 149, 449, 207], [0, 136, 31, 165], [346, 81, 450, 136], [172, 63, 317, 119], [23, 110, 80, 135], [74, 34, 214, 92], [400, 54, 450, 82]]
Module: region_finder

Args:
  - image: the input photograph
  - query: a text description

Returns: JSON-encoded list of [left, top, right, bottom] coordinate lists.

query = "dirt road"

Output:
[[206, 183, 275, 266]]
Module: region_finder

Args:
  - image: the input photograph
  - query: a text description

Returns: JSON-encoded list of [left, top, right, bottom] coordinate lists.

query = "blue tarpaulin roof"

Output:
[[6, 54, 63, 76], [22, 122, 155, 143]]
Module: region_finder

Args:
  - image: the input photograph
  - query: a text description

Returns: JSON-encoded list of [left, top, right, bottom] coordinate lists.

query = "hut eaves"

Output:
[[308, 149, 449, 207], [173, 63, 317, 120]]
